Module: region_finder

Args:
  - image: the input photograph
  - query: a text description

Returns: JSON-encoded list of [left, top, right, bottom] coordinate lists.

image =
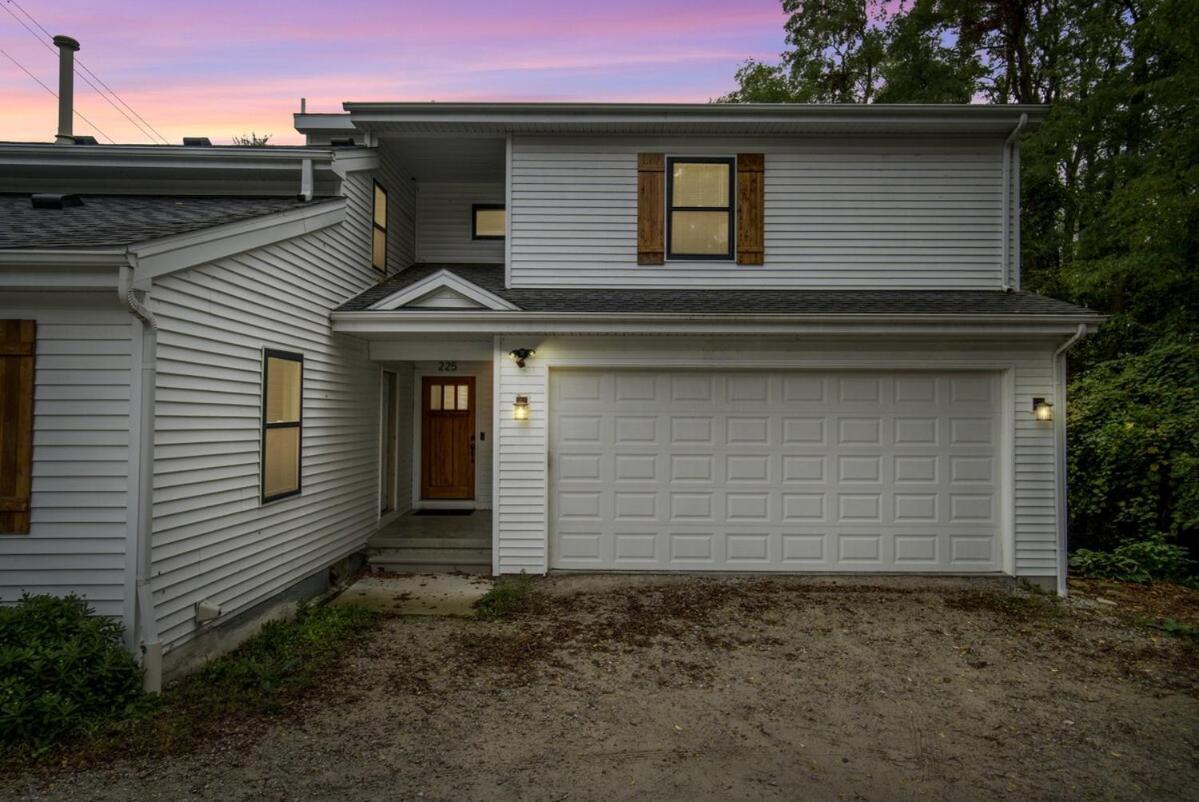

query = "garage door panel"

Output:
[[550, 370, 1003, 572]]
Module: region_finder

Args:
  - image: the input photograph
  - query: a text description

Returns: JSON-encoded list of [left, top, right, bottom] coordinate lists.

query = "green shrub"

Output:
[[1070, 536, 1193, 583], [474, 574, 548, 620], [0, 595, 145, 753], [1067, 340, 1199, 554]]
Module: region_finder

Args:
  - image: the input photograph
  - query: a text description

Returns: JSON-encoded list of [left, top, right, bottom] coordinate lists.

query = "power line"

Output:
[[6, 0, 170, 144], [0, 1, 168, 143], [0, 45, 114, 142]]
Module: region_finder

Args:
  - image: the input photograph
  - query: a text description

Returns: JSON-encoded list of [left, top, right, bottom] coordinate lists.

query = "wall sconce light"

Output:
[[508, 348, 536, 368], [1033, 397, 1054, 421], [513, 394, 530, 421]]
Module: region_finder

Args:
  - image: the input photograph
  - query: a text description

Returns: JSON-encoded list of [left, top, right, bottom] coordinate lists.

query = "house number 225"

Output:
[[438, 361, 458, 372]]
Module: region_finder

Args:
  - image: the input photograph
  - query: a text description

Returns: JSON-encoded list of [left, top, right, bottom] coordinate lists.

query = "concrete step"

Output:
[[369, 556, 493, 575], [368, 537, 490, 550], [368, 544, 493, 576]]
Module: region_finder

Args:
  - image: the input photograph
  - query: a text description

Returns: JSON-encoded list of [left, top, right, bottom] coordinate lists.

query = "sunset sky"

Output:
[[0, 0, 793, 145]]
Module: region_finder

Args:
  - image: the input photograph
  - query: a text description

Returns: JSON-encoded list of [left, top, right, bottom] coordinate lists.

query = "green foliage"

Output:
[[474, 574, 548, 620], [0, 595, 146, 753], [1070, 536, 1192, 583], [1067, 341, 1199, 553], [725, 0, 1199, 557], [172, 602, 377, 715]]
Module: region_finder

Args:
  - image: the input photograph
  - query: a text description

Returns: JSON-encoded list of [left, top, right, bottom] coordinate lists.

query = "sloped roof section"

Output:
[[338, 263, 1099, 318], [0, 194, 324, 249]]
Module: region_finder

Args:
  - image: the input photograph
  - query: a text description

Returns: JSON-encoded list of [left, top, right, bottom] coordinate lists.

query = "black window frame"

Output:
[[372, 180, 388, 272], [471, 203, 506, 240], [665, 156, 736, 261], [261, 348, 304, 504]]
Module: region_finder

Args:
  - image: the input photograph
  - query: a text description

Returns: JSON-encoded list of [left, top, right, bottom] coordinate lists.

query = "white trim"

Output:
[[491, 335, 501, 576], [368, 269, 520, 311], [330, 148, 380, 177], [131, 199, 345, 280], [504, 134, 513, 289], [1001, 368, 1017, 576]]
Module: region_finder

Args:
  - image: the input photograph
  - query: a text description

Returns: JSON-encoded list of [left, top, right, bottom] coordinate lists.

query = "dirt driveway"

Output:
[[6, 575, 1198, 801]]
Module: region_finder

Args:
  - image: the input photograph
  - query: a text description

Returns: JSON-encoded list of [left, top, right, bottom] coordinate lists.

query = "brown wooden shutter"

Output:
[[736, 153, 765, 265], [0, 320, 35, 534], [637, 153, 665, 265]]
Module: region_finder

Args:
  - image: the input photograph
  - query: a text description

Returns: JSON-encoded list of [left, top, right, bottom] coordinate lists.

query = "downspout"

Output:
[[119, 257, 162, 692], [1000, 113, 1028, 291], [1053, 323, 1087, 598], [300, 158, 314, 202]]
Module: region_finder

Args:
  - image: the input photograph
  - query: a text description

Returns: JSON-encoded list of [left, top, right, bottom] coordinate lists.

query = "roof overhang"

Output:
[[0, 198, 346, 291], [331, 309, 1102, 339], [338, 102, 1048, 138]]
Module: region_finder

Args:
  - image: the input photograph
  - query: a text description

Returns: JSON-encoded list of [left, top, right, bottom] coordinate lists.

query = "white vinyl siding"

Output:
[[329, 168, 415, 277], [509, 135, 1006, 289], [495, 336, 1062, 578], [416, 182, 505, 263], [0, 294, 132, 629], [150, 224, 381, 653]]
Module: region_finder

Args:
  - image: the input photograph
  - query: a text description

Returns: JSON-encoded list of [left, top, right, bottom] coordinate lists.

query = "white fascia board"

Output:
[[0, 249, 124, 291], [368, 269, 520, 311], [332, 310, 1103, 337], [0, 143, 334, 167], [331, 148, 380, 176], [130, 199, 346, 280]]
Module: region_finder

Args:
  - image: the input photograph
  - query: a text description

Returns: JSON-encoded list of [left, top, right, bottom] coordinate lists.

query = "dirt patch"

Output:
[[4, 575, 1197, 801], [1070, 576, 1199, 627]]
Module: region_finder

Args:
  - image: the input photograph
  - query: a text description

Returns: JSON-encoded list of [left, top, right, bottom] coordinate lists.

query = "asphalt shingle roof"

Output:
[[0, 194, 325, 249], [337, 263, 1098, 317]]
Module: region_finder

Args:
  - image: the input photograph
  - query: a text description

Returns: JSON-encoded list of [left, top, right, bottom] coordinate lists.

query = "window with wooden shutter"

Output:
[[637, 153, 665, 265], [0, 320, 35, 534], [736, 153, 765, 265]]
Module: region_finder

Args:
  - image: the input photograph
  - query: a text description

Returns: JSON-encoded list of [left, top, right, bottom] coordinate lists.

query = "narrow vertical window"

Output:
[[262, 349, 302, 502], [666, 157, 735, 260], [372, 181, 388, 272]]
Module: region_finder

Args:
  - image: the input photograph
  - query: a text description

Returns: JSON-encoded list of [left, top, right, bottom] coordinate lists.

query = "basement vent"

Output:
[[182, 137, 212, 147], [329, 137, 356, 147], [31, 193, 84, 209], [72, 135, 98, 145]]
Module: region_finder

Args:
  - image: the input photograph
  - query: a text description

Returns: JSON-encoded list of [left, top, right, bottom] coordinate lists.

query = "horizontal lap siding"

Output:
[[0, 297, 132, 621], [151, 194, 382, 651], [495, 336, 1061, 578], [510, 136, 1004, 289], [416, 182, 504, 263]]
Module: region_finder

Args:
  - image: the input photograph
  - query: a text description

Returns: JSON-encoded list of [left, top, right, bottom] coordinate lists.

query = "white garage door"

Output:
[[549, 370, 1003, 572]]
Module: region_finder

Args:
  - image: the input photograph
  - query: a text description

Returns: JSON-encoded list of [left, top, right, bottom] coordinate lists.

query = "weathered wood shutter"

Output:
[[637, 153, 665, 265], [0, 320, 35, 534], [736, 153, 765, 265]]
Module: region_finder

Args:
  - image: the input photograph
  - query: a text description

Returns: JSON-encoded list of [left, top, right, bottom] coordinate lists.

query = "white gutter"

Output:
[[118, 257, 162, 692], [1001, 113, 1028, 291], [1053, 322, 1088, 598]]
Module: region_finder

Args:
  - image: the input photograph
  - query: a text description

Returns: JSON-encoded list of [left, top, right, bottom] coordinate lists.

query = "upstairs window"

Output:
[[262, 350, 303, 502], [372, 181, 388, 271], [472, 204, 505, 240], [666, 157, 734, 260]]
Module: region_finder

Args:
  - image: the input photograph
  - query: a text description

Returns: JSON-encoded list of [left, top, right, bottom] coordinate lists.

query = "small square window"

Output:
[[472, 204, 505, 240]]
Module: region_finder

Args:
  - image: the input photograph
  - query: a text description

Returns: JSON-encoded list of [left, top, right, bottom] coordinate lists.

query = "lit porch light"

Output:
[[513, 394, 530, 421], [508, 348, 536, 368], [1033, 397, 1054, 421]]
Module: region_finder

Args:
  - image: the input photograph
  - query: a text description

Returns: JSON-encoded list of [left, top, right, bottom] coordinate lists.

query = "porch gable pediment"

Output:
[[367, 269, 518, 312]]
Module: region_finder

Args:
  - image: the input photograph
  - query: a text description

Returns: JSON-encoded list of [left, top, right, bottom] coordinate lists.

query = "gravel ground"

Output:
[[4, 575, 1197, 802]]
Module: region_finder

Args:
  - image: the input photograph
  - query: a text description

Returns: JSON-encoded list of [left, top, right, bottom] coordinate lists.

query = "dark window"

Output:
[[472, 204, 505, 240], [372, 181, 388, 271], [262, 349, 303, 502], [666, 157, 734, 260]]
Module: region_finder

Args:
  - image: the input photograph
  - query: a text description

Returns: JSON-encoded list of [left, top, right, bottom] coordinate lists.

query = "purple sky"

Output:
[[0, 0, 791, 144]]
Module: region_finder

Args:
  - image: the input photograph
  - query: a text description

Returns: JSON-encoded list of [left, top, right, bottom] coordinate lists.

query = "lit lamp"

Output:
[[508, 348, 536, 368], [1033, 397, 1054, 421], [513, 394, 530, 421]]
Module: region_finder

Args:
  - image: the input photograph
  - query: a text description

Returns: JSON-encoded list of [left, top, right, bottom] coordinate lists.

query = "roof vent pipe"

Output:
[[53, 35, 80, 145]]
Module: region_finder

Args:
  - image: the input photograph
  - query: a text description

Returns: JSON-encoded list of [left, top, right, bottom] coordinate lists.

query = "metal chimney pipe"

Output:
[[53, 35, 80, 144]]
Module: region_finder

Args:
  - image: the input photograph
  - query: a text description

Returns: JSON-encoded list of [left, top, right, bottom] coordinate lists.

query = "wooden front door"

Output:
[[421, 376, 475, 499]]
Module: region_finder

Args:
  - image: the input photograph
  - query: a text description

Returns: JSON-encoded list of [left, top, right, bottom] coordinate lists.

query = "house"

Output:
[[0, 41, 1101, 689]]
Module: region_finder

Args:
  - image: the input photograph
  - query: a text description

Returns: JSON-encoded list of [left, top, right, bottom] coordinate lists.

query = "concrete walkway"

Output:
[[334, 572, 493, 617]]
